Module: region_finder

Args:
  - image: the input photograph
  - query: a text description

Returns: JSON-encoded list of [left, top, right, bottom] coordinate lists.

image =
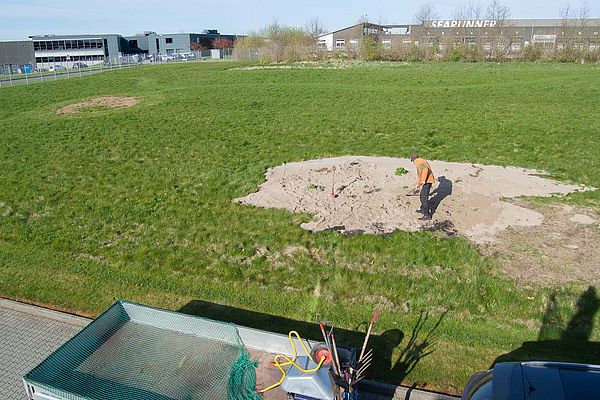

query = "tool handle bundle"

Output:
[[321, 308, 379, 399]]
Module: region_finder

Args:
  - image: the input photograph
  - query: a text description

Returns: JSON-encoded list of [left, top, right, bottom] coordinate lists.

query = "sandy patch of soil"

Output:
[[235, 156, 597, 285], [485, 202, 599, 286], [236, 156, 590, 244], [56, 96, 138, 115]]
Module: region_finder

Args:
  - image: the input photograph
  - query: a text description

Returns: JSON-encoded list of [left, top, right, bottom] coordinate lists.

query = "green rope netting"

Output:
[[228, 351, 262, 400], [24, 300, 262, 400]]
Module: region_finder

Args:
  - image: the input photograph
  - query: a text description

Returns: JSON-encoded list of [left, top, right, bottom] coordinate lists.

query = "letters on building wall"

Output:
[[428, 20, 499, 28]]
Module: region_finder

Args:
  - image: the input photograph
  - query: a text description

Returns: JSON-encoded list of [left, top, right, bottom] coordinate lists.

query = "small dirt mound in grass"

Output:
[[57, 96, 138, 115]]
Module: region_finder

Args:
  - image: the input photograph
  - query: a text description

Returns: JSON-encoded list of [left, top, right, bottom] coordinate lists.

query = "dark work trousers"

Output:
[[420, 183, 432, 217]]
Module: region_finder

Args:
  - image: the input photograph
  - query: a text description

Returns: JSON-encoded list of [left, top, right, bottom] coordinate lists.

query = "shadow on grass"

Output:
[[179, 300, 446, 392], [493, 286, 600, 366]]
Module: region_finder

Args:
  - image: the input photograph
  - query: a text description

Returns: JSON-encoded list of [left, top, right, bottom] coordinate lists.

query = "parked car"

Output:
[[48, 65, 66, 72], [461, 362, 600, 400], [72, 62, 88, 69]]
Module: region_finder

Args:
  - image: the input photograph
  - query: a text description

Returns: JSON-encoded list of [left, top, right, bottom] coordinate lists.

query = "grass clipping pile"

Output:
[[236, 156, 598, 285], [57, 96, 138, 115]]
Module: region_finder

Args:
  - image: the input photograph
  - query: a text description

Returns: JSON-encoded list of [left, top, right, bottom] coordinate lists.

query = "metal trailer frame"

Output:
[[22, 300, 322, 400]]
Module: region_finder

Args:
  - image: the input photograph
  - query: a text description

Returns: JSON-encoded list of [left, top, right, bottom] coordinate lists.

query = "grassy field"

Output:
[[0, 61, 599, 394]]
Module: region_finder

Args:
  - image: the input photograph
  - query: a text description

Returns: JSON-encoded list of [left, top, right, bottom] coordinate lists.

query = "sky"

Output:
[[0, 0, 598, 40]]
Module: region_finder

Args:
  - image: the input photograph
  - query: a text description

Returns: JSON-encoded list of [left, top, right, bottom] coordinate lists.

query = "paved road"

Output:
[[0, 299, 457, 400], [0, 299, 88, 400]]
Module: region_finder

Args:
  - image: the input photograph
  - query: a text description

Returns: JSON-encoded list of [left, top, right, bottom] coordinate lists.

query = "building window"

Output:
[[166, 37, 173, 44], [335, 39, 345, 48]]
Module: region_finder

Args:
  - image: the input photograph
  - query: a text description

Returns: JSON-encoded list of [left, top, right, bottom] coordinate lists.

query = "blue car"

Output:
[[461, 362, 600, 400]]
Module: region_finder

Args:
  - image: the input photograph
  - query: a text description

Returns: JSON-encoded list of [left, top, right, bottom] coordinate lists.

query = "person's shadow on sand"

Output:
[[429, 176, 453, 216], [492, 286, 600, 367]]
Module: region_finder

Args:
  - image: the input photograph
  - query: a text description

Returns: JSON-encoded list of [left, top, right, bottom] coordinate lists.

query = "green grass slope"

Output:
[[0, 62, 599, 393]]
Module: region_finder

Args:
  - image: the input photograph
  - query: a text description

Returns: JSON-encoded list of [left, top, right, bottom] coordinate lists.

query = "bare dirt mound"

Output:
[[57, 96, 138, 115], [236, 156, 597, 285], [236, 156, 590, 243]]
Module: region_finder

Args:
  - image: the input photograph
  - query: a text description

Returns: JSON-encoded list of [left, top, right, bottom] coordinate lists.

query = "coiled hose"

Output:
[[256, 330, 326, 393]]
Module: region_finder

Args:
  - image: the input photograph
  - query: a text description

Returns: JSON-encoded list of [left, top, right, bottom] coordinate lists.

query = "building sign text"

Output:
[[428, 20, 498, 28]]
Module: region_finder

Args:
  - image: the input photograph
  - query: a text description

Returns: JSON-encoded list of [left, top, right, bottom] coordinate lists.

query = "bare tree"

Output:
[[414, 4, 439, 24], [577, 1, 591, 50], [485, 1, 511, 59], [560, 3, 572, 19], [454, 1, 483, 19], [486, 0, 510, 21], [357, 14, 370, 24], [577, 1, 591, 27], [560, 3, 574, 48], [305, 18, 327, 39]]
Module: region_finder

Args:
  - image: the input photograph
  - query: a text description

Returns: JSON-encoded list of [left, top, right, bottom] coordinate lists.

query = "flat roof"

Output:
[[29, 34, 122, 40]]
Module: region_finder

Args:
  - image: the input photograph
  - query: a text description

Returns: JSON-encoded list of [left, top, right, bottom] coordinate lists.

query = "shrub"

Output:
[[360, 37, 382, 61], [522, 44, 543, 61]]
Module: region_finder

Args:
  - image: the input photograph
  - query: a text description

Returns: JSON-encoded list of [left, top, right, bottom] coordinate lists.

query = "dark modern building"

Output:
[[318, 18, 600, 52], [0, 40, 36, 74], [125, 30, 241, 57]]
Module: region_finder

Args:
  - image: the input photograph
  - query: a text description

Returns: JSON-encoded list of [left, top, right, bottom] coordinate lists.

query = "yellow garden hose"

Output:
[[256, 330, 326, 393]]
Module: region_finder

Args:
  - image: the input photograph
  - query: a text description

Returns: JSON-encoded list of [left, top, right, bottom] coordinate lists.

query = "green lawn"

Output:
[[0, 61, 599, 394]]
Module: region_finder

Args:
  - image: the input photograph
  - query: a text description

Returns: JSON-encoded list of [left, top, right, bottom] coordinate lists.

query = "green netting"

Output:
[[24, 300, 262, 400]]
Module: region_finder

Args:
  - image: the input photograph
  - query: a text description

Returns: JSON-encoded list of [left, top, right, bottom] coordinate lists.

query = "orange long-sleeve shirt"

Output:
[[414, 158, 435, 185]]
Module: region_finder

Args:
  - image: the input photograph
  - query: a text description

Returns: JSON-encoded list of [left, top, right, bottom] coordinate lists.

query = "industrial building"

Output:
[[0, 29, 240, 72], [126, 30, 240, 57], [318, 18, 600, 52], [0, 40, 36, 74], [30, 34, 132, 69]]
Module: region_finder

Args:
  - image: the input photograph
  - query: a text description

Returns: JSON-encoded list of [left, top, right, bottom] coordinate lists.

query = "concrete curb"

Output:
[[0, 298, 90, 328], [360, 380, 459, 399], [0, 299, 459, 400]]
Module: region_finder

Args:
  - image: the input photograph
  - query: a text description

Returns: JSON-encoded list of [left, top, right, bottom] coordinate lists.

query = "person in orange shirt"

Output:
[[411, 153, 435, 220]]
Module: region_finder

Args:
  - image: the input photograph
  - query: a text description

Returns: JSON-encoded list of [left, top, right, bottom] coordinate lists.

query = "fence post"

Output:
[[8, 66, 13, 87]]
